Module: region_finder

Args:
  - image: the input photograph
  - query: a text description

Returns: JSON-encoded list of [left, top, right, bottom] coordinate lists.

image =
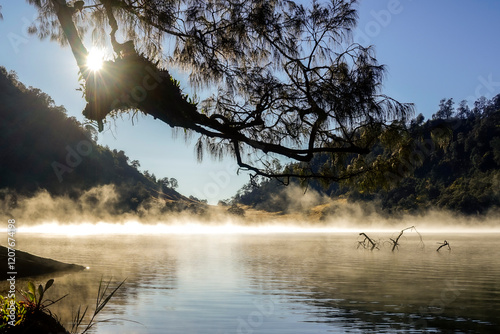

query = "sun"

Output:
[[86, 47, 105, 71]]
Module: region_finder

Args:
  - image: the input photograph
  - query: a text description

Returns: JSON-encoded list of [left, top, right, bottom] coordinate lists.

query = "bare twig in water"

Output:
[[389, 226, 424, 252], [436, 240, 451, 252], [358, 233, 379, 250]]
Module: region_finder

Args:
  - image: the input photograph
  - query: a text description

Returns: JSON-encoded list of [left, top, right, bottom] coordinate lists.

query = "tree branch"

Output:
[[50, 0, 88, 73]]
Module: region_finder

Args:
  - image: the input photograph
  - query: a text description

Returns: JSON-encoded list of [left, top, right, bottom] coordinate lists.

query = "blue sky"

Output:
[[1, 1, 499, 204]]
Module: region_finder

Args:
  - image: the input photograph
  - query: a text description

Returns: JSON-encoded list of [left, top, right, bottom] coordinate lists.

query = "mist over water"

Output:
[[2, 184, 500, 333], [5, 232, 500, 333], [7, 219, 500, 237], [2, 184, 499, 235]]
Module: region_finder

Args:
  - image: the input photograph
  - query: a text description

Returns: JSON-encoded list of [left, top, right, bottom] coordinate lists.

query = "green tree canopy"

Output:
[[234, 95, 500, 215], [24, 0, 414, 184]]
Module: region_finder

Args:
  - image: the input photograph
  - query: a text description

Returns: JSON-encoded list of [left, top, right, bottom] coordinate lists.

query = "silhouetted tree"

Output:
[[130, 160, 141, 169], [158, 177, 170, 189], [410, 113, 425, 129], [169, 178, 178, 189], [456, 100, 471, 119], [234, 94, 500, 215], [25, 0, 414, 185], [433, 98, 455, 120]]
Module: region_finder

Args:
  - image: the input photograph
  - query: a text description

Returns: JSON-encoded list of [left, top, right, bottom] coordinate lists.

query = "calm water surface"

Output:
[[6, 231, 500, 333]]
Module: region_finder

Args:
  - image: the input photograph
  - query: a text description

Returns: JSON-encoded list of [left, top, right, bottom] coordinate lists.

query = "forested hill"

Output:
[[235, 96, 500, 216], [0, 67, 193, 214]]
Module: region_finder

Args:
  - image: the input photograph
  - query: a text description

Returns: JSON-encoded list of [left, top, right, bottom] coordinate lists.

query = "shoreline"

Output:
[[0, 245, 85, 280]]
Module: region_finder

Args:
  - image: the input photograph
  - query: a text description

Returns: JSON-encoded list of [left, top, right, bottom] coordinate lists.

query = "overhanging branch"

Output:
[[44, 0, 412, 183], [50, 0, 88, 73]]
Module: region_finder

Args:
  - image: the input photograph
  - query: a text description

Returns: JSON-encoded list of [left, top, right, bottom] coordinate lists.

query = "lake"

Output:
[[3, 227, 500, 333]]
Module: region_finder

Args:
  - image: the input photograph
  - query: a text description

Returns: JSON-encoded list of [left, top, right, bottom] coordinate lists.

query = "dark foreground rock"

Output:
[[0, 245, 85, 280]]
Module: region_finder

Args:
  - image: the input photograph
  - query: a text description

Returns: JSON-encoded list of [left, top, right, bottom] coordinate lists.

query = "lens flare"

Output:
[[86, 47, 104, 71]]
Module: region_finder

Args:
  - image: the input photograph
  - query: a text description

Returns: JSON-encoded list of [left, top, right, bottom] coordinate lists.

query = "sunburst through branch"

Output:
[[86, 47, 105, 72]]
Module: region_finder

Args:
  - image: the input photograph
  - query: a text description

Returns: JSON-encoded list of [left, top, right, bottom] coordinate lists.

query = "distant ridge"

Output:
[[235, 96, 500, 216], [0, 66, 199, 216]]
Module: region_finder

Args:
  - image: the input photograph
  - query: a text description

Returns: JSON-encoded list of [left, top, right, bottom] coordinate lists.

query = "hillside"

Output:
[[0, 67, 199, 219], [235, 96, 500, 216]]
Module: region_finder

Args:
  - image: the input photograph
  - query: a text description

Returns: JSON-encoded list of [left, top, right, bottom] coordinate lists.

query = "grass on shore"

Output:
[[0, 278, 126, 334]]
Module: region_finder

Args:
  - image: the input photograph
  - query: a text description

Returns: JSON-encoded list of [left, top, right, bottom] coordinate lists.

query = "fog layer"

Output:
[[2, 185, 499, 234]]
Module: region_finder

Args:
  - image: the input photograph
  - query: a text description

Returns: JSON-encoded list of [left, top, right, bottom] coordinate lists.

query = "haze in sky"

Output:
[[1, 0, 499, 204]]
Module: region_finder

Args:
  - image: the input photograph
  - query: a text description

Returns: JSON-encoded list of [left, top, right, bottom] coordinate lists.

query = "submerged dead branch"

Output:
[[389, 226, 424, 252], [436, 240, 451, 252], [358, 232, 379, 251], [357, 227, 457, 254]]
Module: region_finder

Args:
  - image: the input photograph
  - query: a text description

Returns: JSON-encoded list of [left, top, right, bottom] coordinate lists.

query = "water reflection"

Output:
[[2, 232, 499, 333], [238, 233, 500, 333], [2, 234, 178, 330]]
